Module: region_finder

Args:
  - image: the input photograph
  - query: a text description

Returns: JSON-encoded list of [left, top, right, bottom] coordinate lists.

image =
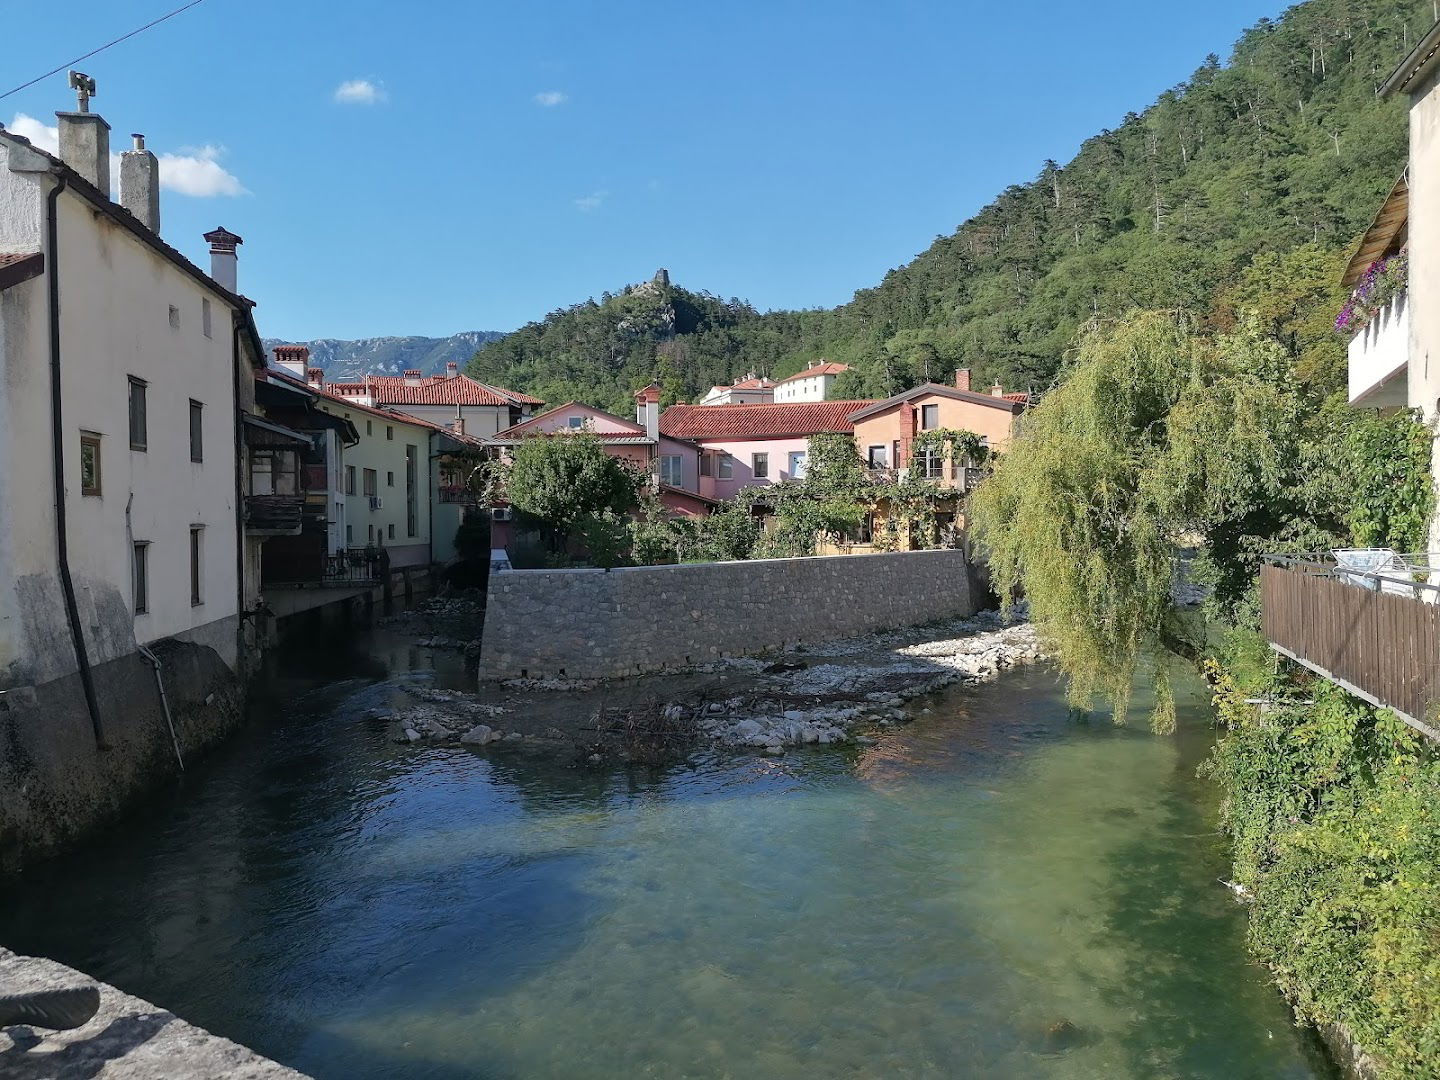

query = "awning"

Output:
[[243, 413, 312, 447]]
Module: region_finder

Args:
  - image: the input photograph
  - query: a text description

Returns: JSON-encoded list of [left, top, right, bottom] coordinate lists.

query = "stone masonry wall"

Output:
[[478, 549, 977, 681]]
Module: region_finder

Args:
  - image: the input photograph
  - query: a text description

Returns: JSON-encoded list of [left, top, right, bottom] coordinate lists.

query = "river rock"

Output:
[[461, 725, 499, 746]]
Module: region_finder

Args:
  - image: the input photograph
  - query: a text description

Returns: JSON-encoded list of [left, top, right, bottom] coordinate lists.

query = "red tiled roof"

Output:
[[774, 362, 848, 384], [323, 373, 543, 408], [1002, 392, 1029, 403], [660, 400, 875, 440], [262, 369, 486, 445]]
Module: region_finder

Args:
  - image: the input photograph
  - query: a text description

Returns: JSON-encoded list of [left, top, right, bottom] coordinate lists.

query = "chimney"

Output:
[[119, 133, 159, 232], [990, 382, 1004, 397], [204, 227, 243, 293], [446, 361, 459, 380], [272, 345, 309, 379], [403, 369, 423, 387], [306, 366, 324, 388], [954, 368, 971, 393], [56, 71, 110, 195], [453, 417, 466, 436], [635, 383, 662, 441]]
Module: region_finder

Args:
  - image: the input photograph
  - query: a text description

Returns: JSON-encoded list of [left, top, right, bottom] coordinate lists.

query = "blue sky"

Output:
[[5, 0, 1291, 341]]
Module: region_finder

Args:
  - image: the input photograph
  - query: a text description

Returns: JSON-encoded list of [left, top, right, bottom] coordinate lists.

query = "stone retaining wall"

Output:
[[478, 549, 978, 681]]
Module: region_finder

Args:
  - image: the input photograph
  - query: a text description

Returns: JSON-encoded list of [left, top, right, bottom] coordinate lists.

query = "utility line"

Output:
[[0, 0, 207, 104]]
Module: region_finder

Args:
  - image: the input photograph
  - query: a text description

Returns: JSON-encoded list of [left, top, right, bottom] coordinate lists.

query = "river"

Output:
[[0, 623, 1334, 1079]]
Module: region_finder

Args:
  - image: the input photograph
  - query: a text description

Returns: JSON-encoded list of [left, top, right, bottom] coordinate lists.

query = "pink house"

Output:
[[658, 400, 875, 501], [487, 388, 715, 546]]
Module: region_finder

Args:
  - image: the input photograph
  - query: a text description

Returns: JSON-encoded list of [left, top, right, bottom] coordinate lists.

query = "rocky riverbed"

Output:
[[373, 608, 1048, 760]]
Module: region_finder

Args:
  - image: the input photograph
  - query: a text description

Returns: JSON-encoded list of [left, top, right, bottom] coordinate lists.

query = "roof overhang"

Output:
[[0, 252, 44, 292], [1342, 172, 1409, 289], [242, 413, 312, 446], [1381, 19, 1440, 97]]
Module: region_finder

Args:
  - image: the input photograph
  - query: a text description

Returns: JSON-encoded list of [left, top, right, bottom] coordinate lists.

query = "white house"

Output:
[[772, 361, 849, 402], [321, 366, 542, 438], [697, 373, 775, 406]]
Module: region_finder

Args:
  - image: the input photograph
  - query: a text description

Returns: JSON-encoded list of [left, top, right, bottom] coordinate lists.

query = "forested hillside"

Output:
[[471, 0, 1430, 412]]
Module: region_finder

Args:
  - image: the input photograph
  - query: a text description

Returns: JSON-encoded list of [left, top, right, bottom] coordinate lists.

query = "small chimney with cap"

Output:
[[119, 133, 160, 232], [403, 369, 423, 387], [306, 367, 324, 389], [990, 382, 1005, 397], [272, 345, 310, 379], [446, 362, 459, 380], [56, 71, 110, 195], [634, 383, 662, 442], [204, 227, 243, 292]]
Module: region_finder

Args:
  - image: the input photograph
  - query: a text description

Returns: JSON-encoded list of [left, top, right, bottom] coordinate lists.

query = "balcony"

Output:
[[1260, 555, 1440, 741], [1348, 289, 1409, 408], [244, 495, 304, 535], [438, 484, 474, 505]]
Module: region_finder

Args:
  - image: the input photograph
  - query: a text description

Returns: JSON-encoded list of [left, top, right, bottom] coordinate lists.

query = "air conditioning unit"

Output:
[[369, 495, 383, 510], [491, 507, 512, 522]]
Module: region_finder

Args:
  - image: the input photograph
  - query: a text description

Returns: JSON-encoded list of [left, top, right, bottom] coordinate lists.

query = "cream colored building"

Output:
[[772, 361, 849, 402]]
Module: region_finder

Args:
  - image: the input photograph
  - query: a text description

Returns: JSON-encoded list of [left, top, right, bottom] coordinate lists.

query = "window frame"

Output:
[[189, 526, 204, 606], [189, 399, 204, 463], [699, 453, 713, 478], [80, 432, 102, 496], [128, 376, 148, 451], [659, 455, 683, 486], [788, 450, 808, 480], [717, 454, 734, 480], [566, 416, 585, 429], [362, 468, 378, 497], [867, 445, 888, 468], [133, 541, 149, 615], [751, 452, 769, 479], [920, 403, 940, 431], [201, 297, 213, 339], [345, 465, 356, 496]]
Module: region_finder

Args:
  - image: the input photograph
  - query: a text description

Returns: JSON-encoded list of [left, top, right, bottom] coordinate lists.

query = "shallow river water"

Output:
[[0, 627, 1334, 1079]]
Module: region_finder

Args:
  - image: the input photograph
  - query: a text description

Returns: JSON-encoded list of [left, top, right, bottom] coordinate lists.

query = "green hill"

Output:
[[471, 0, 1428, 411]]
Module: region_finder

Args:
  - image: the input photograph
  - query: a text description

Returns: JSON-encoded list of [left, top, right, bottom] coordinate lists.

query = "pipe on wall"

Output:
[[45, 173, 107, 748]]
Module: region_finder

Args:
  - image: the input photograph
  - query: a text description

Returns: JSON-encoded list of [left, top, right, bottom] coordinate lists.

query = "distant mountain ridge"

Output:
[[261, 331, 506, 381]]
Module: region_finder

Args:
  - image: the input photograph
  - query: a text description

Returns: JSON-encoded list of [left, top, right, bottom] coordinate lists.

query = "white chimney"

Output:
[[204, 227, 242, 292], [273, 345, 310, 379], [446, 362, 459, 380], [635, 384, 661, 441], [56, 71, 110, 195], [990, 382, 1005, 397], [119, 133, 160, 232], [403, 369, 423, 387]]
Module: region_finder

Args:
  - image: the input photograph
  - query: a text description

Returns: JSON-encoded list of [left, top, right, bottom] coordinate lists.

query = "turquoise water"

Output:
[[0, 631, 1332, 1078]]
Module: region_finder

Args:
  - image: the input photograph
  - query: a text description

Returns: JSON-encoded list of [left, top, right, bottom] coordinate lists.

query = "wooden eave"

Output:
[[1341, 173, 1408, 289]]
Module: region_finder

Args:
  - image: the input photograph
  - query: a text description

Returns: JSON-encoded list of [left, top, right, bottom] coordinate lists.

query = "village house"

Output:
[[847, 369, 1027, 485], [1257, 19, 1440, 742], [772, 360, 849, 402], [323, 364, 542, 437], [0, 82, 290, 860], [487, 386, 716, 547], [658, 399, 877, 501], [696, 373, 775, 406]]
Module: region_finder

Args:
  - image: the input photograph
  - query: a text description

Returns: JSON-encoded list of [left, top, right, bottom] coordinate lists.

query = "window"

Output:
[[250, 449, 299, 495], [892, 440, 901, 468], [368, 523, 374, 542], [921, 404, 939, 430], [567, 416, 585, 429], [168, 304, 180, 330], [788, 450, 808, 480], [80, 433, 102, 495], [867, 445, 888, 468], [405, 444, 418, 536], [920, 449, 945, 480], [346, 524, 353, 543], [202, 298, 212, 339], [752, 452, 769, 479], [366, 420, 372, 437], [128, 377, 147, 450], [659, 455, 682, 486], [362, 468, 378, 497], [133, 542, 149, 614], [387, 470, 394, 487], [700, 454, 713, 478], [717, 454, 734, 480], [388, 523, 395, 539], [386, 425, 394, 441], [189, 527, 204, 606], [345, 466, 356, 495], [189, 400, 204, 463]]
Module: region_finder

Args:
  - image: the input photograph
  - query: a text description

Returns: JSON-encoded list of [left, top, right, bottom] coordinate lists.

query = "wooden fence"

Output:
[[1260, 561, 1440, 726]]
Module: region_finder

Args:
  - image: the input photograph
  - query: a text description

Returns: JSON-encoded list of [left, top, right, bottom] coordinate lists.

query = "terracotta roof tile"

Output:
[[660, 400, 875, 440], [324, 374, 543, 408], [774, 362, 848, 384]]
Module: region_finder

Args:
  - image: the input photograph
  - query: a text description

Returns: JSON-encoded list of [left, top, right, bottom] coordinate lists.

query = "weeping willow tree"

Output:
[[971, 311, 1362, 732]]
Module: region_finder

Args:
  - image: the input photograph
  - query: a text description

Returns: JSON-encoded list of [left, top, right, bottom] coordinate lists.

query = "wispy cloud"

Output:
[[534, 90, 568, 107], [334, 79, 387, 105], [574, 190, 608, 212], [8, 114, 246, 197]]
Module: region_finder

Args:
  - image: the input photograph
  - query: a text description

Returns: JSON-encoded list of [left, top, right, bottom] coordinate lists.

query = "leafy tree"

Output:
[[505, 432, 642, 536]]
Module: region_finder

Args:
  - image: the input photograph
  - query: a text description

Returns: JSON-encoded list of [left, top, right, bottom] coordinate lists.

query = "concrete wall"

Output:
[[478, 548, 976, 681], [1407, 70, 1440, 554], [774, 372, 835, 401]]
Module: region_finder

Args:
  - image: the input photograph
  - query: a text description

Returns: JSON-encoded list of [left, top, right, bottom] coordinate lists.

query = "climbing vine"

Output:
[[1347, 408, 1435, 552]]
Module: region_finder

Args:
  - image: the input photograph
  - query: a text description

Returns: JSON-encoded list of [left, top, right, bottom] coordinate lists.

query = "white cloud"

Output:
[[334, 79, 387, 105], [574, 190, 608, 212], [534, 90, 568, 107], [7, 115, 246, 197]]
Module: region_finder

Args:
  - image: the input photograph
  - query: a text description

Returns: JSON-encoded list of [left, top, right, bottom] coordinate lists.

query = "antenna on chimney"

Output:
[[68, 71, 96, 113]]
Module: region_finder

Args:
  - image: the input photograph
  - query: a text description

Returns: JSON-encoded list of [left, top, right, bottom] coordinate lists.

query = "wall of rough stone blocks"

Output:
[[478, 549, 977, 681]]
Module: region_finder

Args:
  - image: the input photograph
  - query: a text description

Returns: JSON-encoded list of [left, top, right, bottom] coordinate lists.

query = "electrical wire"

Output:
[[0, 0, 208, 104]]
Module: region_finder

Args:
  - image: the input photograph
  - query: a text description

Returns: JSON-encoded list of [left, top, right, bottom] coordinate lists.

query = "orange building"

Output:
[[847, 368, 1027, 488]]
